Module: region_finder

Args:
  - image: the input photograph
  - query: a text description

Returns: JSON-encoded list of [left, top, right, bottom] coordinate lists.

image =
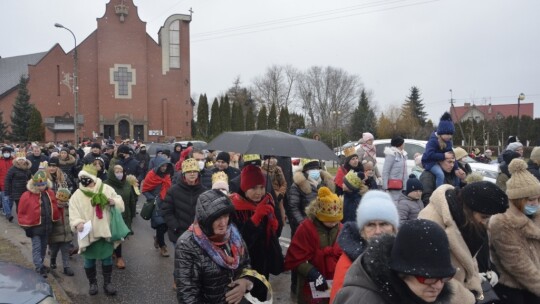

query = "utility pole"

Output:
[[449, 89, 466, 146]]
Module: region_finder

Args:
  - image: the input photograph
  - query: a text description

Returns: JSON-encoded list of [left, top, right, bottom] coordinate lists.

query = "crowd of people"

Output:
[[1, 117, 540, 304]]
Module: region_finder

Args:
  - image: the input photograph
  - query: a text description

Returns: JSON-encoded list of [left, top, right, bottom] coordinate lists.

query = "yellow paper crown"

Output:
[[81, 164, 98, 177], [182, 158, 200, 172], [243, 154, 261, 162], [39, 161, 48, 170], [301, 158, 319, 169], [212, 171, 228, 184], [15, 151, 26, 159], [343, 146, 357, 158]]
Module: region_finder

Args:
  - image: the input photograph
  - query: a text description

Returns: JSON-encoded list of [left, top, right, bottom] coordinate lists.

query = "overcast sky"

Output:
[[1, 0, 539, 122]]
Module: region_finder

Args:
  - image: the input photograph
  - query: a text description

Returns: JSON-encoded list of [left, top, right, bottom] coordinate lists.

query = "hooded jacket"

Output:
[[18, 180, 60, 230], [422, 132, 456, 171], [104, 169, 137, 230], [333, 234, 456, 304], [288, 169, 335, 232], [396, 192, 424, 222], [382, 146, 408, 191], [4, 158, 33, 201], [142, 157, 173, 229]]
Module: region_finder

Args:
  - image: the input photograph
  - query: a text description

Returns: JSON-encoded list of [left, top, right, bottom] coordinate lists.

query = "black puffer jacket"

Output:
[[162, 177, 206, 243], [4, 159, 32, 202], [527, 159, 540, 182], [174, 190, 250, 303]]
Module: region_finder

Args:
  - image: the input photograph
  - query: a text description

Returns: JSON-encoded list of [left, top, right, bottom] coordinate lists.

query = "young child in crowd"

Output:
[[341, 170, 368, 223], [49, 188, 75, 276], [422, 112, 460, 187], [395, 174, 424, 222], [361, 160, 378, 190]]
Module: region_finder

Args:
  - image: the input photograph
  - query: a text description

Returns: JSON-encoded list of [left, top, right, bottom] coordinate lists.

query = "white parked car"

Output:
[[339, 139, 497, 183]]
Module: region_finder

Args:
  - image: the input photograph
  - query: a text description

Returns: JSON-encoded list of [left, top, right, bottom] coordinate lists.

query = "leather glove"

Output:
[[251, 203, 274, 226], [24, 229, 33, 238], [480, 271, 498, 287], [307, 267, 328, 291]]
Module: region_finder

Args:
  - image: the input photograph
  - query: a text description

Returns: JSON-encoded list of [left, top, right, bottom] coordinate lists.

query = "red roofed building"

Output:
[[450, 102, 534, 122]]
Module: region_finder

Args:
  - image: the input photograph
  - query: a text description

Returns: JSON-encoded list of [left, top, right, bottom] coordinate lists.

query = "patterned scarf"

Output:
[[190, 222, 243, 270], [80, 183, 109, 219], [361, 143, 377, 162]]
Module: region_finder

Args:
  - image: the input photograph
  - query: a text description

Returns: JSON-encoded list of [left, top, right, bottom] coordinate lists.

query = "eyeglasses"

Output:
[[414, 276, 452, 285]]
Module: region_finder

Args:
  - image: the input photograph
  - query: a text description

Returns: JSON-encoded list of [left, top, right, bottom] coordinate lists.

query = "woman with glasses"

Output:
[[334, 219, 458, 303], [418, 181, 509, 303], [489, 158, 540, 303]]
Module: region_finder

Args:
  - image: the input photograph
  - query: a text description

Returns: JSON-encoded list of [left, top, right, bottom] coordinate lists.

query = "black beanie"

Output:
[[196, 190, 235, 236], [390, 219, 456, 278], [405, 174, 423, 195], [117, 145, 130, 155], [1, 147, 11, 154], [91, 142, 101, 149], [216, 152, 230, 164], [48, 157, 60, 166], [460, 181, 508, 215], [391, 136, 404, 147]]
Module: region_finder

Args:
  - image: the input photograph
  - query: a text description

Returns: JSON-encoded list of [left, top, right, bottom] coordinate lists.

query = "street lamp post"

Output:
[[55, 23, 78, 145], [517, 93, 525, 139], [331, 110, 341, 159]]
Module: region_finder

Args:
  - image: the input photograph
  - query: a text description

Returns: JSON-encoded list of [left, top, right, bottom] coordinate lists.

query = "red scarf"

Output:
[[142, 170, 171, 199], [230, 193, 278, 241]]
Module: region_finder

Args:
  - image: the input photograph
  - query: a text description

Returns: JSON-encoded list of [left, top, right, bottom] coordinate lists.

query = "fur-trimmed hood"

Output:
[[13, 158, 32, 170], [292, 169, 335, 195], [383, 146, 408, 158], [26, 179, 53, 194], [59, 154, 76, 165], [337, 221, 368, 262]]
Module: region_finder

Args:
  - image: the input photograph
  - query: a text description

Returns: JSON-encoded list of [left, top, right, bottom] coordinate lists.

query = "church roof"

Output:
[[450, 102, 534, 121], [0, 52, 47, 97]]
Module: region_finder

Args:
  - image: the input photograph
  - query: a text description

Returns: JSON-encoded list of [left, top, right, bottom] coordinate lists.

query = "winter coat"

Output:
[[49, 201, 73, 244], [495, 172, 510, 192], [211, 166, 240, 183], [117, 156, 143, 181], [381, 147, 408, 198], [287, 170, 335, 233], [261, 163, 288, 200], [410, 165, 423, 179], [174, 198, 251, 304], [26, 153, 49, 174], [419, 169, 459, 207], [68, 178, 125, 254], [395, 192, 424, 222], [417, 184, 481, 303], [18, 180, 60, 237], [422, 132, 456, 171], [104, 172, 137, 231], [342, 190, 362, 223], [333, 234, 457, 304], [330, 221, 368, 303], [142, 157, 173, 229], [58, 155, 77, 187], [0, 156, 13, 191], [162, 177, 206, 243], [527, 160, 540, 182], [284, 215, 342, 304], [170, 144, 182, 165], [489, 202, 540, 298], [356, 143, 381, 178], [4, 158, 32, 202]]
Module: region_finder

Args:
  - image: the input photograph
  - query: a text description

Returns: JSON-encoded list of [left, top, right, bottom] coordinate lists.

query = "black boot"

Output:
[[50, 257, 57, 270], [102, 265, 117, 296], [84, 267, 98, 295]]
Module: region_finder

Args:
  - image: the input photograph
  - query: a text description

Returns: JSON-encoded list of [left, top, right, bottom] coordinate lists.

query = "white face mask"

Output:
[[198, 160, 205, 170], [115, 173, 124, 180], [3, 153, 10, 158]]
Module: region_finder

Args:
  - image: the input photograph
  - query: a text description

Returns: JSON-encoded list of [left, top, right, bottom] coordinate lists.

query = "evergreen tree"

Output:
[[27, 106, 45, 141], [257, 105, 268, 130], [191, 119, 197, 138], [11, 75, 32, 141], [210, 98, 221, 138], [231, 102, 245, 131], [267, 103, 277, 129], [349, 89, 376, 140], [0, 112, 9, 141], [289, 112, 306, 133], [402, 86, 428, 127], [245, 106, 255, 131], [219, 95, 231, 131], [236, 102, 244, 131], [278, 107, 289, 132], [196, 94, 209, 139]]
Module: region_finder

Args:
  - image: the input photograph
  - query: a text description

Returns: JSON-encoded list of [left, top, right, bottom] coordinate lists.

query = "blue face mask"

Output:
[[307, 170, 320, 180], [524, 204, 539, 215]]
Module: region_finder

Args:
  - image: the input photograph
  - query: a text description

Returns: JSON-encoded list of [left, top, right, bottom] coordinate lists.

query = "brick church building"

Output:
[[0, 0, 192, 142]]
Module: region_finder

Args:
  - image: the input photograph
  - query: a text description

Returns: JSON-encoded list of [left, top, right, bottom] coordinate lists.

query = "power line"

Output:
[[191, 0, 442, 43]]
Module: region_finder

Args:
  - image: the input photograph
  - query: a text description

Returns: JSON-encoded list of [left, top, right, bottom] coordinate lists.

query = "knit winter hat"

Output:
[[356, 191, 399, 230], [32, 169, 48, 186], [240, 165, 266, 192], [453, 147, 468, 161], [243, 154, 262, 166], [460, 181, 508, 214], [389, 219, 456, 278], [211, 171, 229, 192], [391, 136, 404, 147], [437, 112, 455, 135], [343, 170, 363, 192], [181, 158, 200, 173], [405, 174, 423, 195], [362, 132, 374, 142], [48, 157, 60, 166], [314, 187, 343, 222], [91, 142, 101, 149], [196, 190, 235, 236], [117, 145, 130, 155], [1, 146, 11, 154], [506, 158, 540, 200], [507, 142, 523, 152], [301, 159, 320, 172], [530, 147, 540, 163], [216, 151, 230, 164]]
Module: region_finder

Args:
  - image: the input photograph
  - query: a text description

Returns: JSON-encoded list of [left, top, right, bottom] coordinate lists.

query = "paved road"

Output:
[[58, 195, 296, 303]]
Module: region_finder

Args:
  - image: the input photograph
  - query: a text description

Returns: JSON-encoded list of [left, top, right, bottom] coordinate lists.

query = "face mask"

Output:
[[198, 161, 205, 170], [115, 173, 124, 180], [307, 170, 320, 180], [524, 204, 539, 215], [80, 177, 93, 187], [3, 153, 10, 158]]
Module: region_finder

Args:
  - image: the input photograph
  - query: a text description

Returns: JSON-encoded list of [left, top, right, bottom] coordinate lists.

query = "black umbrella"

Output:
[[205, 129, 337, 160]]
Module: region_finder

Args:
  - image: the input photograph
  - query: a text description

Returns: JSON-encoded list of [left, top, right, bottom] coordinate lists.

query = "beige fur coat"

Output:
[[418, 184, 479, 304], [489, 203, 540, 296]]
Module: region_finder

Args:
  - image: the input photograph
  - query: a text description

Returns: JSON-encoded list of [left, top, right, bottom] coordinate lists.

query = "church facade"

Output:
[[0, 0, 192, 143]]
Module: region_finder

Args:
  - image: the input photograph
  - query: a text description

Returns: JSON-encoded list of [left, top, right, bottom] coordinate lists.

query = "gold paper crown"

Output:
[[182, 158, 200, 172], [15, 151, 26, 159], [81, 164, 98, 177], [205, 161, 214, 168], [39, 161, 48, 170], [300, 158, 319, 168], [212, 171, 228, 184], [243, 154, 261, 163], [343, 146, 357, 158]]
